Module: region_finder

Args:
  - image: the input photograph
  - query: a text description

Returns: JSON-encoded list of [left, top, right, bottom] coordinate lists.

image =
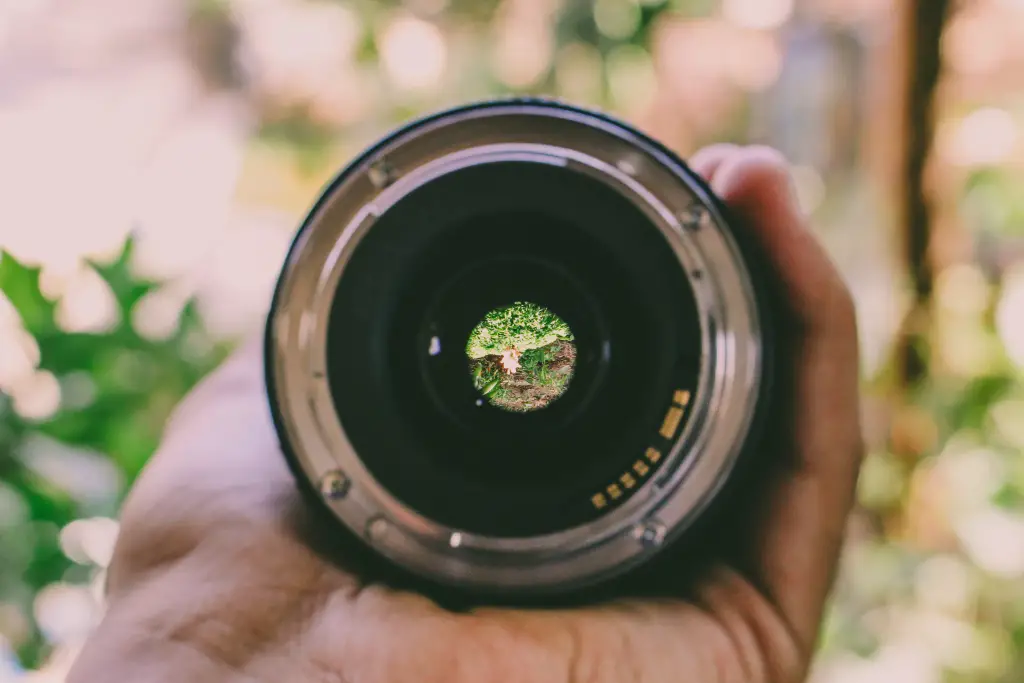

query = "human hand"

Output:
[[67, 145, 863, 683]]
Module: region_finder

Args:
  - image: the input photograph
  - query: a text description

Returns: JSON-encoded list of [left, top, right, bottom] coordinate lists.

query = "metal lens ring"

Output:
[[266, 100, 765, 594]]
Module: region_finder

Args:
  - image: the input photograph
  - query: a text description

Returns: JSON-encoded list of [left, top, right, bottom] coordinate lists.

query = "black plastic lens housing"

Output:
[[265, 99, 776, 600]]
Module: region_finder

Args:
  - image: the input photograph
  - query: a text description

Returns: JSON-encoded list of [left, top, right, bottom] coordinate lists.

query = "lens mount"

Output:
[[266, 99, 769, 594]]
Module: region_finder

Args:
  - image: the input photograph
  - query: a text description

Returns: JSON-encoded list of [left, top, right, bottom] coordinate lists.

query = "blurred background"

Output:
[[0, 0, 1022, 680]]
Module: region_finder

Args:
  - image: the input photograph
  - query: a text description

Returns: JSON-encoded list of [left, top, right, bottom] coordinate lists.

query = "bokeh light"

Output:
[[379, 14, 448, 93], [722, 0, 794, 30], [594, 0, 641, 40], [233, 0, 364, 105], [555, 42, 604, 104], [941, 107, 1019, 167], [32, 585, 96, 649], [724, 29, 784, 92], [0, 329, 40, 394], [11, 372, 61, 422], [996, 266, 1024, 369], [606, 45, 657, 116], [54, 270, 118, 336], [492, 0, 557, 89], [942, 8, 1009, 75], [58, 519, 119, 569], [955, 507, 1024, 578]]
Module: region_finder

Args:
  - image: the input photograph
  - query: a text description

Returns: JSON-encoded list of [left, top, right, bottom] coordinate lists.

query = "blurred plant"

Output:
[[813, 238, 1024, 682], [220, 0, 684, 167], [0, 239, 232, 668], [962, 168, 1024, 238]]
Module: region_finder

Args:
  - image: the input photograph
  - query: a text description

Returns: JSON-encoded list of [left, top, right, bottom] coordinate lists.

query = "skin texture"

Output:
[[67, 145, 864, 683]]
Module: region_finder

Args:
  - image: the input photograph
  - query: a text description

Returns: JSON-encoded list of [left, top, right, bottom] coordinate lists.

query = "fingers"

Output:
[[690, 145, 861, 455], [690, 145, 864, 648], [688, 143, 740, 181], [708, 146, 856, 333]]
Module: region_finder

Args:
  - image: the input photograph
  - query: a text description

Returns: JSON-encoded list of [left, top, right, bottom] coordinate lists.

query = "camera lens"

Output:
[[266, 99, 775, 597]]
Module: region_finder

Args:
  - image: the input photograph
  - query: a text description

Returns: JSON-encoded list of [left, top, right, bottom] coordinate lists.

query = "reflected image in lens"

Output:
[[467, 302, 576, 413]]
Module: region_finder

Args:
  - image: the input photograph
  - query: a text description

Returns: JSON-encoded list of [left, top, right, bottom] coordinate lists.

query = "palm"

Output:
[[69, 146, 862, 683]]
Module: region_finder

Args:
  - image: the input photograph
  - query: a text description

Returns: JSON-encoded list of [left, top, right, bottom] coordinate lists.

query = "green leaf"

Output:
[[87, 236, 159, 317], [0, 252, 57, 336], [35, 332, 111, 376]]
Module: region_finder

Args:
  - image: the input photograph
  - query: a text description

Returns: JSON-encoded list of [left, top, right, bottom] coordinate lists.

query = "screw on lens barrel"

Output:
[[633, 520, 667, 547], [678, 205, 707, 231], [368, 158, 396, 189], [320, 470, 351, 500]]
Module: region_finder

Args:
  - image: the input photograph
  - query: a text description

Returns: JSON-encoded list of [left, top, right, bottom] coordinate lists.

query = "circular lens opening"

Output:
[[322, 159, 704, 537], [466, 302, 577, 413]]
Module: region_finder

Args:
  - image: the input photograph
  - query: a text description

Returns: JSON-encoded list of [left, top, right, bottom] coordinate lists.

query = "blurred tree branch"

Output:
[[893, 0, 952, 393]]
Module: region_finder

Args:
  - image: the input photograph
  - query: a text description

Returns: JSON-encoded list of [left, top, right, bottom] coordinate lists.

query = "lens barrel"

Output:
[[265, 99, 777, 602]]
